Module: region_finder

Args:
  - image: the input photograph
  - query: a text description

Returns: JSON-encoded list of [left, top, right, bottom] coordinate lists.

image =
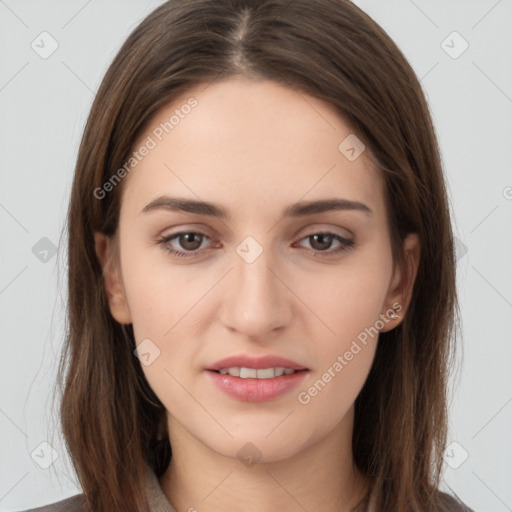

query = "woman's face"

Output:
[[97, 76, 418, 463]]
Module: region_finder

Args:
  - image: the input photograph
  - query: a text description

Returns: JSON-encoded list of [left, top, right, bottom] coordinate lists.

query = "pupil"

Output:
[[312, 234, 331, 250], [181, 233, 201, 250]]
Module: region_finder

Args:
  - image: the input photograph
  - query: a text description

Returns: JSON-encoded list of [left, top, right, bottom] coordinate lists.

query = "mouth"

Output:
[[208, 367, 308, 379], [204, 354, 309, 401], [205, 353, 308, 373], [204, 367, 309, 402]]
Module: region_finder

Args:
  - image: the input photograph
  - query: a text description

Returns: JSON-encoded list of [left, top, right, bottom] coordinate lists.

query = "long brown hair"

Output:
[[58, 0, 463, 510]]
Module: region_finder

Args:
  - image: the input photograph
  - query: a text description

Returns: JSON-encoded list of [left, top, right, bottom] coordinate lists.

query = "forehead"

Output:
[[121, 76, 385, 221]]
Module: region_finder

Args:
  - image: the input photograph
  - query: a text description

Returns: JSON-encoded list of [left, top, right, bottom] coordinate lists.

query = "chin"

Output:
[[203, 428, 316, 466]]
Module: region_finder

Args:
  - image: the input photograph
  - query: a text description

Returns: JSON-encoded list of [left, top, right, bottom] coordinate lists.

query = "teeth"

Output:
[[240, 367, 257, 378], [217, 367, 297, 378]]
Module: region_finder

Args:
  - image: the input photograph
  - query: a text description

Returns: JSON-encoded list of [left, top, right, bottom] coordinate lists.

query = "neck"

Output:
[[159, 407, 370, 512]]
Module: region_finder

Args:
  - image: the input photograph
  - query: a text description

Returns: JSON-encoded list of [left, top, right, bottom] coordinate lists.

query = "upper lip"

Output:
[[206, 354, 308, 371]]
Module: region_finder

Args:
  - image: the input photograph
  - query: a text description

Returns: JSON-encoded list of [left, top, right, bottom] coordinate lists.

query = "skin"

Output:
[[95, 76, 420, 512]]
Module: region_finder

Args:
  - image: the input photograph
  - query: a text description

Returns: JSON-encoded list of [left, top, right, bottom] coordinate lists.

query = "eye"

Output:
[[157, 230, 355, 260], [157, 231, 213, 258], [295, 232, 355, 256]]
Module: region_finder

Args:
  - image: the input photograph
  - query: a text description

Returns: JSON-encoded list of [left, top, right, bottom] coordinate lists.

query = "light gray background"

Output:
[[1, 1, 511, 511]]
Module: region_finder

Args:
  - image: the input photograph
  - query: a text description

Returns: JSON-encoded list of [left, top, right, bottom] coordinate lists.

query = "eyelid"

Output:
[[157, 226, 355, 260], [295, 223, 354, 240], [156, 223, 216, 238], [158, 223, 353, 245], [157, 230, 217, 250]]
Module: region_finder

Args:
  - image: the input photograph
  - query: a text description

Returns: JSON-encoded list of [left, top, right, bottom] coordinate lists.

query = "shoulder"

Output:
[[364, 488, 475, 512], [436, 490, 475, 512], [16, 493, 87, 512]]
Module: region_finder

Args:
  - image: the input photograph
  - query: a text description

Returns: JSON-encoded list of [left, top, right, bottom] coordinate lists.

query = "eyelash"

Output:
[[156, 230, 355, 259]]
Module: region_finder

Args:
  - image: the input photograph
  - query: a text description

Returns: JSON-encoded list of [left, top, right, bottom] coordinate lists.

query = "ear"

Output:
[[94, 232, 132, 325], [380, 233, 420, 332]]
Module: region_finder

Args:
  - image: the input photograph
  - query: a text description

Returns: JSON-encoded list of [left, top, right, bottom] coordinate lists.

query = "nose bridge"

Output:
[[220, 236, 291, 337]]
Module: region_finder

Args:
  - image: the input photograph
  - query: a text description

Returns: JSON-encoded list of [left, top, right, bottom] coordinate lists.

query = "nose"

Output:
[[219, 243, 293, 341]]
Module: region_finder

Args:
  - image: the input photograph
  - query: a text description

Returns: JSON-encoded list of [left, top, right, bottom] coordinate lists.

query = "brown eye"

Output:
[[178, 232, 204, 251], [296, 232, 355, 256], [309, 233, 335, 251], [157, 231, 212, 258]]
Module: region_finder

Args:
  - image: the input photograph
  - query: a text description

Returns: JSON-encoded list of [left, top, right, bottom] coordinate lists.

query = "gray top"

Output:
[[17, 467, 373, 512], [17, 467, 473, 512], [18, 467, 177, 512]]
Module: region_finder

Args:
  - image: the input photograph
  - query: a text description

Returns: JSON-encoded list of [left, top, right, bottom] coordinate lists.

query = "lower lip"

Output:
[[204, 369, 309, 402]]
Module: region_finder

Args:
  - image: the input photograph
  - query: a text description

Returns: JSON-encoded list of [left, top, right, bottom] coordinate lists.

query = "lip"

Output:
[[204, 368, 309, 402], [205, 354, 308, 371]]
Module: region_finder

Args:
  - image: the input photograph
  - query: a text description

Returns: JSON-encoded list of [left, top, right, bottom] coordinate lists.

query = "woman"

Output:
[[22, 0, 473, 511]]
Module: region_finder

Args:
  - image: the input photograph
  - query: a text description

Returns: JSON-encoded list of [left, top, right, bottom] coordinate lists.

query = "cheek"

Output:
[[296, 340, 376, 433], [295, 270, 386, 420], [117, 238, 203, 395], [301, 253, 393, 343], [119, 232, 193, 336], [294, 249, 391, 409]]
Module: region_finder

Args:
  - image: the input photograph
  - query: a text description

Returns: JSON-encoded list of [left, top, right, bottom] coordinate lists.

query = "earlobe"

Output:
[[93, 232, 132, 325], [380, 233, 420, 332]]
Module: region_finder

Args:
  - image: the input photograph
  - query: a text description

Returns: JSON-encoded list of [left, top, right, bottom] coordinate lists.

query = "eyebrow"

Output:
[[140, 195, 373, 218]]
